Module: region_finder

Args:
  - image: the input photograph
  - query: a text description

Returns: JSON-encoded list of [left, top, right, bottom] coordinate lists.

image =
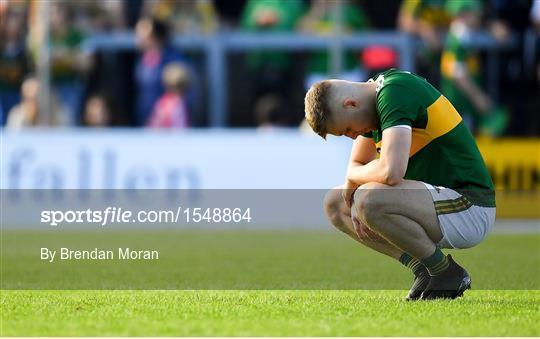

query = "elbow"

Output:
[[382, 166, 405, 186], [384, 175, 403, 186], [347, 173, 360, 186]]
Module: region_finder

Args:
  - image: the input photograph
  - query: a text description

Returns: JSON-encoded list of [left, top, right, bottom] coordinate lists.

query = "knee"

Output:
[[353, 182, 387, 225], [323, 188, 345, 228]]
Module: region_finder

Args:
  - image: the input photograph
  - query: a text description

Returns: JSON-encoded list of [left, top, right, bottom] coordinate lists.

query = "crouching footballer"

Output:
[[304, 69, 496, 300]]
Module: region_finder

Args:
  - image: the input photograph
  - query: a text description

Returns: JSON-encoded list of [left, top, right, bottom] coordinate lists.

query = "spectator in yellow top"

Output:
[[398, 0, 452, 50], [143, 0, 218, 34]]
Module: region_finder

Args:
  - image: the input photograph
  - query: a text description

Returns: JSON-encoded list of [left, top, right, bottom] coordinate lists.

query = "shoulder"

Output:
[[373, 71, 424, 129], [373, 69, 416, 90], [376, 77, 417, 107]]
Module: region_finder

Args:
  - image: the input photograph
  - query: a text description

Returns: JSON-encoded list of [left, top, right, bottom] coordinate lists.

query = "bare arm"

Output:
[[342, 136, 377, 207], [453, 70, 493, 114], [347, 135, 378, 169], [347, 127, 411, 186]]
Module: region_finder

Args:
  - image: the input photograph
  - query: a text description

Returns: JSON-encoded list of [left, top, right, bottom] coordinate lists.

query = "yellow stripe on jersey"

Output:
[[376, 95, 462, 158], [409, 95, 462, 156]]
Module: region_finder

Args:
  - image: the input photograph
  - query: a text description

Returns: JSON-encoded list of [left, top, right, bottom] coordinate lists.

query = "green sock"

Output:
[[420, 248, 449, 276], [399, 253, 424, 275]]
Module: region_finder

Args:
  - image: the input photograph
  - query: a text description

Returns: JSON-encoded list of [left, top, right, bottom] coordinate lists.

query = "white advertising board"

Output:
[[1, 129, 351, 189]]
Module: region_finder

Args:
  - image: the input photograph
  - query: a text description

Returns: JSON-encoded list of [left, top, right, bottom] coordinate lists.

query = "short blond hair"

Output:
[[162, 62, 189, 92], [304, 80, 332, 139]]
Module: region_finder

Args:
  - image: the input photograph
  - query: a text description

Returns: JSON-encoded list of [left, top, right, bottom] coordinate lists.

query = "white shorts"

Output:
[[422, 183, 496, 249]]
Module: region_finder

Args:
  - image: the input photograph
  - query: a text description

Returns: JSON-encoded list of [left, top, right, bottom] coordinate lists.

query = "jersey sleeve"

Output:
[[376, 84, 418, 131]]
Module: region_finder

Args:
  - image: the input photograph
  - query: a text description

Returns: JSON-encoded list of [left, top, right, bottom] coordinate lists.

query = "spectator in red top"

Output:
[[148, 62, 190, 129]]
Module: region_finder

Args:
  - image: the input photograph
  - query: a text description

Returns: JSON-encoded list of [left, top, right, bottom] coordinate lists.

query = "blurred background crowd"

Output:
[[0, 0, 539, 136]]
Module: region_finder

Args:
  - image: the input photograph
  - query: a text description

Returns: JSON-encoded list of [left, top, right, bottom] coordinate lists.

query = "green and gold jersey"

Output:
[[364, 69, 495, 207], [440, 23, 481, 119]]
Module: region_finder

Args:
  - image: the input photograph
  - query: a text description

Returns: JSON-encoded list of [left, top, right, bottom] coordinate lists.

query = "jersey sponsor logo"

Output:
[[374, 75, 384, 93]]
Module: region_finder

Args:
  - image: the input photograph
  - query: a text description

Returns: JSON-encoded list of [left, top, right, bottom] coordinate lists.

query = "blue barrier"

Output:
[[81, 31, 516, 127]]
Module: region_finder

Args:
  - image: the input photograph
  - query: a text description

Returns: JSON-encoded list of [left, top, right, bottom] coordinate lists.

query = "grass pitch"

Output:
[[1, 230, 539, 336], [2, 290, 539, 336]]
